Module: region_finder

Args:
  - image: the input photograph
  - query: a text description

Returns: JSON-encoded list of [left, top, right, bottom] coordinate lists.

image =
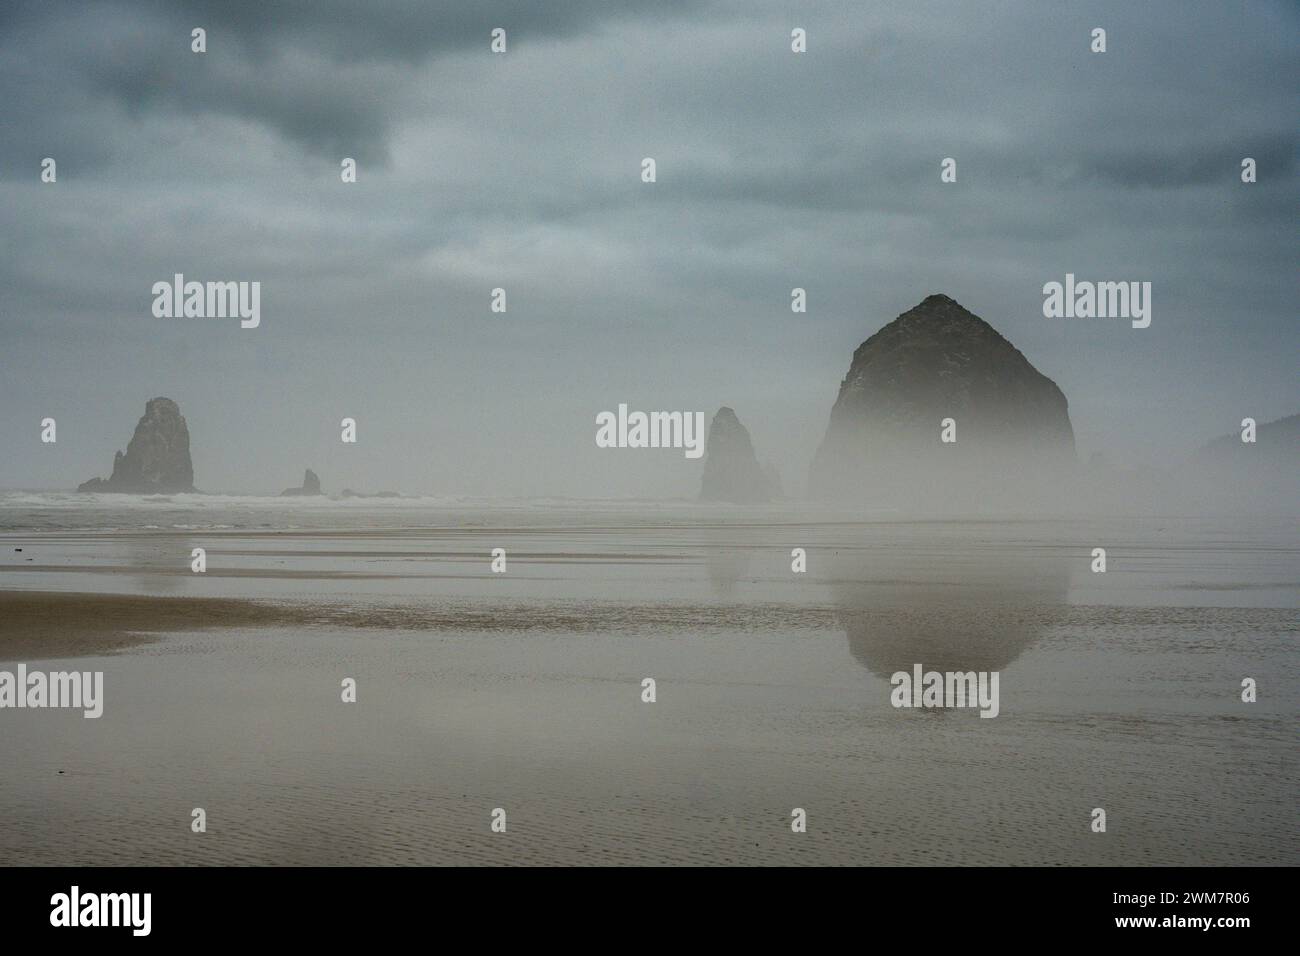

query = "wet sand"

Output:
[[0, 588, 837, 661], [0, 591, 321, 660], [0, 512, 1295, 866]]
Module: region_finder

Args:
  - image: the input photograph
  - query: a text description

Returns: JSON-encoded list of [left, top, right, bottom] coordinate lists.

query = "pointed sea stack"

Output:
[[809, 295, 1075, 507], [700, 407, 776, 503], [77, 397, 195, 493]]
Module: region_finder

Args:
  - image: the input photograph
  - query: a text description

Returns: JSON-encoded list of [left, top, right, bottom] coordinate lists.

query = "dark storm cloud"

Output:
[[1, 0, 711, 167], [176, 0, 710, 62]]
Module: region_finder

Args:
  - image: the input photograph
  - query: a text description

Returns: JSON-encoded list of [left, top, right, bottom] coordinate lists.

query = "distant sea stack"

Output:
[[281, 469, 323, 497], [77, 397, 195, 493], [700, 407, 778, 503], [809, 295, 1075, 507], [1195, 413, 1299, 468], [1191, 413, 1299, 504]]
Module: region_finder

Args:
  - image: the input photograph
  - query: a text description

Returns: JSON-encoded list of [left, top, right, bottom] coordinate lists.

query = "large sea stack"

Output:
[[700, 407, 777, 503], [809, 295, 1075, 508], [77, 397, 196, 493]]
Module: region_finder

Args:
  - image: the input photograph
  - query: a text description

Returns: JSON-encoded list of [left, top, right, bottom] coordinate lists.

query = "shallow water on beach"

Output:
[[0, 502, 1295, 865]]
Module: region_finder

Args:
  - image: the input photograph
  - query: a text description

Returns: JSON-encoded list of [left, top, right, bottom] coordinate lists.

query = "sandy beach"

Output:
[[0, 500, 1295, 866]]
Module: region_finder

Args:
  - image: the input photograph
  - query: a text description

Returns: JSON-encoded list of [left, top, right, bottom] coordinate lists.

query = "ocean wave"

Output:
[[0, 490, 801, 533]]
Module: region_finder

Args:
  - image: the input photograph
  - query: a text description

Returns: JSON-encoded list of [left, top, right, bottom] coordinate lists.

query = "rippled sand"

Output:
[[0, 510, 1295, 865]]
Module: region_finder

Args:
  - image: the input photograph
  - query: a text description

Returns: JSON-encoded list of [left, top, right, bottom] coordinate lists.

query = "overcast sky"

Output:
[[2, 0, 1296, 496]]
